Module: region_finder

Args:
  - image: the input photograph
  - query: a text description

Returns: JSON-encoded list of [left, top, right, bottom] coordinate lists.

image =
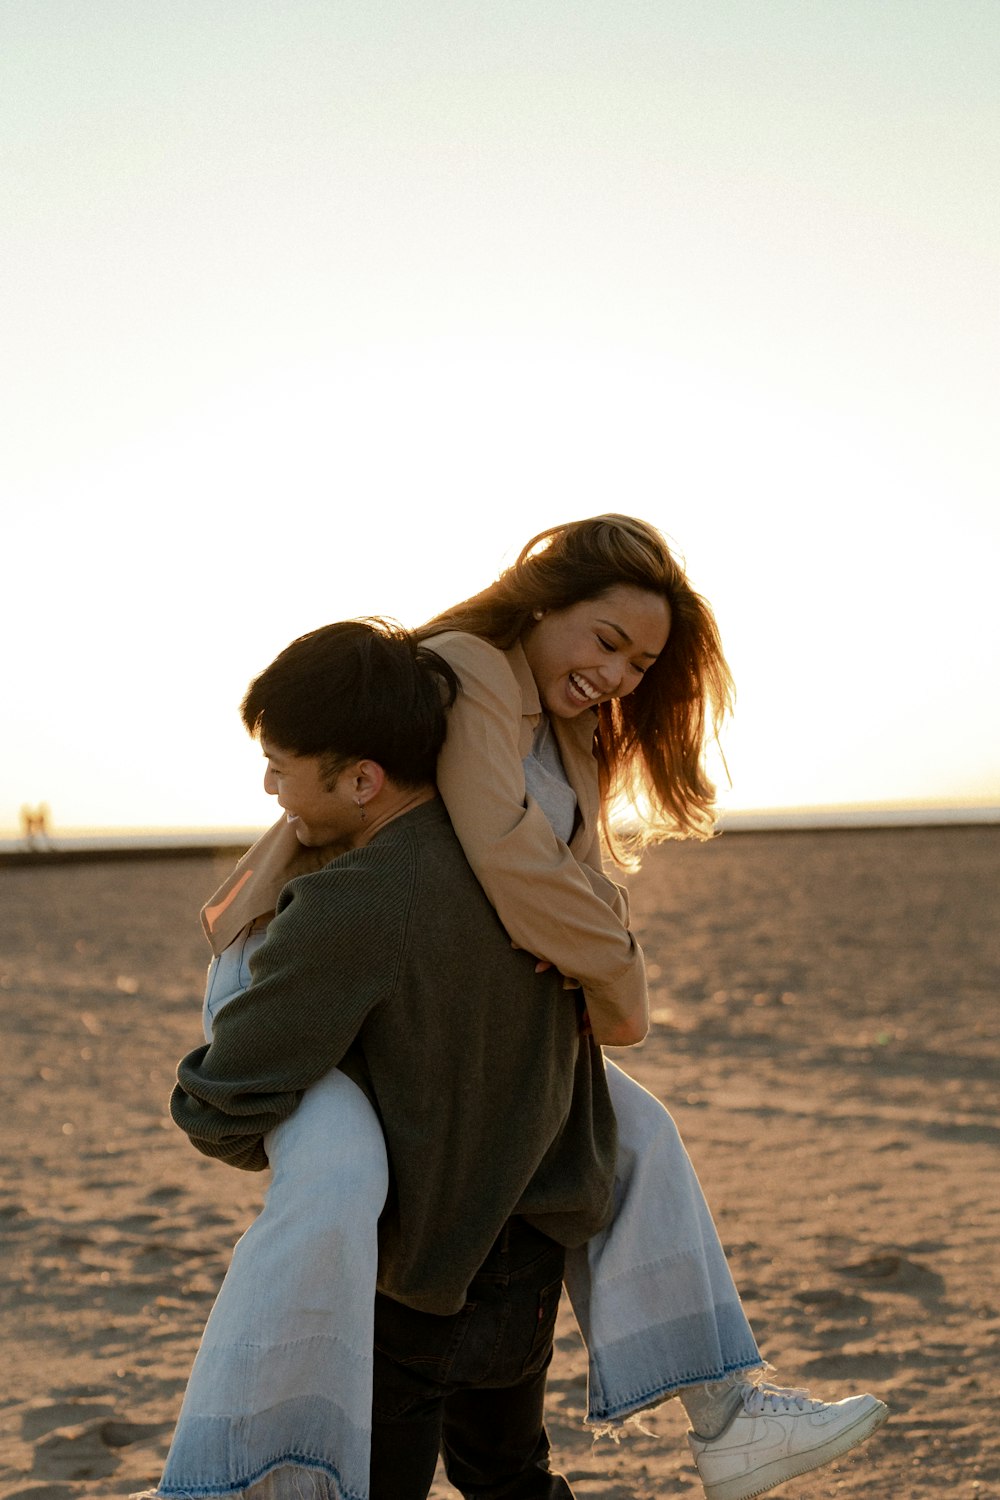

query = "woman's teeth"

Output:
[[569, 673, 599, 701]]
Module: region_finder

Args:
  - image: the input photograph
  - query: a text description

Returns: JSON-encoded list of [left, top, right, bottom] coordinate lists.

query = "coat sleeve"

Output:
[[171, 869, 400, 1168], [428, 632, 647, 1045], [570, 812, 631, 926], [576, 859, 631, 926]]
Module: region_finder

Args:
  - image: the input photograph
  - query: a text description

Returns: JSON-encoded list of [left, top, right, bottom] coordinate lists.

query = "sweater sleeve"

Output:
[[428, 632, 647, 1045], [171, 862, 406, 1169]]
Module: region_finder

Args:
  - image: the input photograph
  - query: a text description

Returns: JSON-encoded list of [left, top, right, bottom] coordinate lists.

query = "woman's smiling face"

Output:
[[520, 585, 671, 719]]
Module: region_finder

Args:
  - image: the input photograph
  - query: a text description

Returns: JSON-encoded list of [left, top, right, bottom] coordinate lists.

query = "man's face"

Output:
[[261, 739, 358, 849]]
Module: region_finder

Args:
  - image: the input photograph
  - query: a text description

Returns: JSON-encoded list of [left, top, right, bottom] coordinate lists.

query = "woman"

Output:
[[147, 516, 886, 1500]]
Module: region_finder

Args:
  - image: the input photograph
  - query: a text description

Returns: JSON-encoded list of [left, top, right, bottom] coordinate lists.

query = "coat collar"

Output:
[[505, 638, 543, 716], [502, 640, 601, 855]]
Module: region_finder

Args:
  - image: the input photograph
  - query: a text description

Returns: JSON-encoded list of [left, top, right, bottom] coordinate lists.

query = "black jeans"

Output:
[[370, 1218, 574, 1500]]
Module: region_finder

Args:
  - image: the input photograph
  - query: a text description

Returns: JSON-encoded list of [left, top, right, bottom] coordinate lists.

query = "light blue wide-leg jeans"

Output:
[[565, 1062, 761, 1427], [147, 935, 760, 1498], [151, 932, 386, 1500]]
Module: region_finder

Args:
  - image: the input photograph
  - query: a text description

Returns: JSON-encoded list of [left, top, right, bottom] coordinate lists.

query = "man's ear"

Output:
[[354, 759, 386, 807]]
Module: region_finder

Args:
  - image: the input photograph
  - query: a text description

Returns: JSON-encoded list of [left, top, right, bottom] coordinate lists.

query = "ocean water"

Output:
[[715, 803, 1000, 832]]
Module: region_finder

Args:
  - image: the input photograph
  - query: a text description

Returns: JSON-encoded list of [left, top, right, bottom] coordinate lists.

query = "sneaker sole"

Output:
[[700, 1398, 889, 1500]]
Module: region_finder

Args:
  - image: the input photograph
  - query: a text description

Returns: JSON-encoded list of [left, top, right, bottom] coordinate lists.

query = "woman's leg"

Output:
[[564, 1062, 887, 1500], [563, 1060, 762, 1428], [143, 931, 389, 1500]]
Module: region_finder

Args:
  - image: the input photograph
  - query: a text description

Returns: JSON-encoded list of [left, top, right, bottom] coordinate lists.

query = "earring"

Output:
[[532, 608, 544, 621], [355, 799, 367, 824]]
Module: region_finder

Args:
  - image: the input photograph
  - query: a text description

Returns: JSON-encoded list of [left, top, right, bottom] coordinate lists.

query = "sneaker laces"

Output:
[[741, 1381, 825, 1417]]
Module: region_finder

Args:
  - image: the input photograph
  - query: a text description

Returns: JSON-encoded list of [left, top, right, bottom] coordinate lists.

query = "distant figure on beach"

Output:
[[19, 803, 52, 849], [151, 517, 888, 1500]]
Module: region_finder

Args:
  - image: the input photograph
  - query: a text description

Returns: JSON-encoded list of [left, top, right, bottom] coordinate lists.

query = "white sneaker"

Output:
[[687, 1381, 889, 1500]]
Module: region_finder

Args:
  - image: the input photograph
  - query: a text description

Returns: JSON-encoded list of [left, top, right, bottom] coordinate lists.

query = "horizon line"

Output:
[[2, 797, 999, 843]]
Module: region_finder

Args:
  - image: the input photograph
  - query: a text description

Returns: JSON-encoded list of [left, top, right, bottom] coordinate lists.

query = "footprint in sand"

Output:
[[117, 1213, 164, 1233], [5, 1484, 77, 1499], [837, 1250, 946, 1296], [143, 1186, 185, 1204], [793, 1286, 871, 1317], [0, 1201, 33, 1234], [30, 1415, 165, 1483], [21, 1398, 117, 1441]]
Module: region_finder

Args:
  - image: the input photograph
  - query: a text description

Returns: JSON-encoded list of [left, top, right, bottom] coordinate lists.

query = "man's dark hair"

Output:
[[241, 619, 459, 788]]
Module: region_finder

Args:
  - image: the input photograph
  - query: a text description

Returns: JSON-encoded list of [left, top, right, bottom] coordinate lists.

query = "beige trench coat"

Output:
[[202, 632, 648, 1043]]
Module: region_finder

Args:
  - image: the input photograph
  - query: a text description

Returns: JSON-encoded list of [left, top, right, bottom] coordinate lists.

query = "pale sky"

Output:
[[2, 1, 998, 832]]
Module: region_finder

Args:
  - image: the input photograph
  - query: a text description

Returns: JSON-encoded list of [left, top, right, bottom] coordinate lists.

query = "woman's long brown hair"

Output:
[[418, 514, 734, 865]]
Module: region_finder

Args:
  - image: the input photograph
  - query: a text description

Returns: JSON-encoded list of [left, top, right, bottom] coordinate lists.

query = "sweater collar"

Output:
[[363, 795, 447, 844]]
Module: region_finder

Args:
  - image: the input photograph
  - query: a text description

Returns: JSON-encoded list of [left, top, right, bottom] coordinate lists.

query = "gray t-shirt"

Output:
[[522, 715, 578, 845]]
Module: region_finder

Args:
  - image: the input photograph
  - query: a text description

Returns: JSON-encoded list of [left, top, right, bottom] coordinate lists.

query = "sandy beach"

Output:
[[1, 825, 996, 1499]]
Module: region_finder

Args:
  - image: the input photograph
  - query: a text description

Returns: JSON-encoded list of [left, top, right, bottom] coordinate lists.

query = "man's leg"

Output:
[[371, 1220, 573, 1500], [441, 1370, 573, 1499], [439, 1221, 571, 1499], [370, 1291, 475, 1500], [369, 1384, 444, 1500]]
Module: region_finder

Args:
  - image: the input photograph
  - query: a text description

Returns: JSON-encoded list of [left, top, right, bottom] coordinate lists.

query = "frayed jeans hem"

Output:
[[586, 1354, 767, 1431], [148, 1452, 364, 1500]]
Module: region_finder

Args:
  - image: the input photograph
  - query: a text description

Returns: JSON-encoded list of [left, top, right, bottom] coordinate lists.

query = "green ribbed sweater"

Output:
[[171, 799, 617, 1313]]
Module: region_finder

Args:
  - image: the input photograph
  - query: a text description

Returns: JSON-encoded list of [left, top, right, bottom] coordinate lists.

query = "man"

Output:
[[170, 619, 620, 1500]]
